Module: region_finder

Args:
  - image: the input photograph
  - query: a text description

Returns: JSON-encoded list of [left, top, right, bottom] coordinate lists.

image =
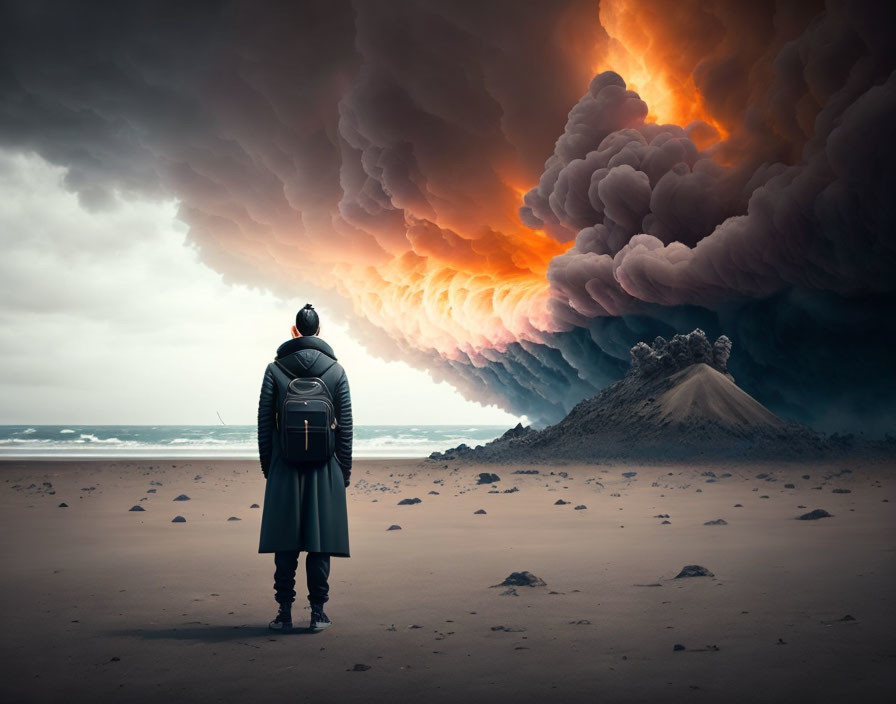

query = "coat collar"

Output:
[[276, 335, 338, 361]]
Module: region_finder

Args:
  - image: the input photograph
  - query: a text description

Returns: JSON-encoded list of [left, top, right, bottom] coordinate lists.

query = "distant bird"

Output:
[[216, 411, 226, 425]]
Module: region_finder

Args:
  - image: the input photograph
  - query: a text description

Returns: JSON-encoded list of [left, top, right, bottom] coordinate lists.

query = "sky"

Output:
[[0, 1, 893, 434], [0, 148, 522, 426]]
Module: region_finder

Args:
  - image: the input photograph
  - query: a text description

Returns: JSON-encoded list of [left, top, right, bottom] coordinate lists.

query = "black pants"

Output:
[[274, 550, 330, 607]]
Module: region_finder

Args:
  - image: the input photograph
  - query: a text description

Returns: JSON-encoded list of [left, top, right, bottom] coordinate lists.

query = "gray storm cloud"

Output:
[[0, 0, 894, 433]]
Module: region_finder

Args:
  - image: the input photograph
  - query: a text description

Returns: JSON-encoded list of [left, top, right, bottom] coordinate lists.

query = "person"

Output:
[[256, 303, 352, 633]]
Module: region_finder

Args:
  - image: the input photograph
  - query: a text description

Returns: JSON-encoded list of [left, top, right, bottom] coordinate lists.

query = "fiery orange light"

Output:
[[594, 0, 729, 145]]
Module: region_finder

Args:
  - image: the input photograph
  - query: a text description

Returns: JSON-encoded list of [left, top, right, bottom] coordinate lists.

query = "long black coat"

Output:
[[257, 335, 352, 557]]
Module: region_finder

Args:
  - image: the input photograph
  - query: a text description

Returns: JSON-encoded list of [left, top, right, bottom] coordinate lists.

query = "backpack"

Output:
[[270, 359, 338, 467]]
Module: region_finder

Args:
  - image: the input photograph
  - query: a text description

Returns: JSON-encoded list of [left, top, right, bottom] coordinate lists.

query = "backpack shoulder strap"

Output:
[[270, 360, 294, 386]]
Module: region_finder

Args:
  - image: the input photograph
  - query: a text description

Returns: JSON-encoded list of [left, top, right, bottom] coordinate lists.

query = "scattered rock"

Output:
[[798, 509, 833, 520], [474, 509, 487, 515], [784, 483, 795, 488], [839, 614, 856, 622], [832, 488, 851, 494], [622, 471, 637, 478], [250, 503, 259, 508], [554, 499, 570, 505], [386, 524, 401, 531], [661, 520, 671, 524], [674, 565, 714, 578], [673, 644, 686, 651], [569, 619, 591, 625], [129, 505, 145, 512], [704, 519, 728, 525], [654, 513, 670, 518], [574, 504, 587, 510], [512, 469, 540, 474], [397, 497, 421, 505], [490, 625, 526, 632], [503, 487, 519, 493], [172, 516, 186, 523], [733, 504, 743, 507], [477, 473, 500, 485], [147, 489, 157, 494], [493, 571, 547, 588], [58, 502, 68, 508], [173, 494, 191, 501], [350, 663, 371, 671], [428, 490, 440, 495], [227, 516, 241, 521]]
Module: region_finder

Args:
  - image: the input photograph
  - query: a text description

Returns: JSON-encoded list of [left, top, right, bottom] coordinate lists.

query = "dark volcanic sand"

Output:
[[0, 457, 894, 703]]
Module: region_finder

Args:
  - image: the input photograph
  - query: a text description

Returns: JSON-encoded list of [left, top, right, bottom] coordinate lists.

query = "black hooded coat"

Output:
[[257, 335, 351, 556]]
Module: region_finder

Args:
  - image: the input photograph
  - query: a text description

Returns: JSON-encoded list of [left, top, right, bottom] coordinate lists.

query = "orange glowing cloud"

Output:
[[593, 0, 728, 145]]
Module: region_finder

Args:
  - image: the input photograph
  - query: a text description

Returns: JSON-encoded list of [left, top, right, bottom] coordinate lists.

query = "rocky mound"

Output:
[[430, 329, 854, 463]]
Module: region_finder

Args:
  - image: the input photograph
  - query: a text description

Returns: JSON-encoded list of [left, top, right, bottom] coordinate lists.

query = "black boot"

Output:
[[268, 602, 293, 632], [309, 603, 332, 632]]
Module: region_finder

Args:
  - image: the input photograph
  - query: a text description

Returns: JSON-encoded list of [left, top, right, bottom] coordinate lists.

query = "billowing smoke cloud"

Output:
[[0, 0, 894, 433]]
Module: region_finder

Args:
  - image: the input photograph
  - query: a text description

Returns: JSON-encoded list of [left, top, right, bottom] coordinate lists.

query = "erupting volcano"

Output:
[[1, 0, 894, 432]]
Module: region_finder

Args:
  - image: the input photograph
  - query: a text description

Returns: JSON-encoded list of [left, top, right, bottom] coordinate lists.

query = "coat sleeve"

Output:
[[257, 364, 276, 478], [333, 369, 353, 481]]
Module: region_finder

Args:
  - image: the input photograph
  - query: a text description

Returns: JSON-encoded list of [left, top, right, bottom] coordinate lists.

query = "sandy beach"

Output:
[[0, 456, 894, 703]]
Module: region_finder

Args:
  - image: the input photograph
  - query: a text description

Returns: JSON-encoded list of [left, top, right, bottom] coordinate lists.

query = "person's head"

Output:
[[291, 303, 321, 338]]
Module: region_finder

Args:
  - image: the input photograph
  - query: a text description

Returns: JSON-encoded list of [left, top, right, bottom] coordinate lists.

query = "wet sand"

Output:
[[0, 456, 894, 703]]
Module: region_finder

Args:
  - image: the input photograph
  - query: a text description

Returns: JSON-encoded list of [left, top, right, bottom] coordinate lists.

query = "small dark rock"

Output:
[[129, 505, 145, 512], [494, 571, 546, 587], [554, 499, 570, 505], [622, 472, 637, 478], [784, 483, 795, 489], [386, 524, 401, 531], [172, 516, 186, 523], [832, 488, 851, 494], [474, 509, 487, 515], [704, 519, 727, 526], [798, 509, 833, 520], [58, 502, 68, 508], [173, 494, 190, 501], [477, 472, 500, 485], [673, 644, 686, 651], [350, 663, 371, 671], [250, 503, 260, 508], [674, 565, 714, 578], [227, 516, 241, 521], [398, 497, 422, 505], [574, 504, 587, 510]]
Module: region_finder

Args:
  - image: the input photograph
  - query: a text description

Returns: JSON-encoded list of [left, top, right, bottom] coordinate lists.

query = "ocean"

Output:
[[0, 425, 508, 459]]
